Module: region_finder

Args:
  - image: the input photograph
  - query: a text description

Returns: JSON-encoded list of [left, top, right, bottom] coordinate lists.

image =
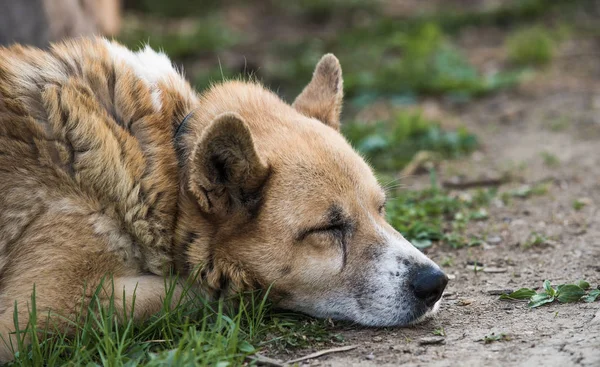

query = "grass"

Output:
[[117, 0, 585, 101], [344, 22, 527, 99], [501, 182, 550, 203], [572, 198, 589, 211], [3, 279, 339, 366], [384, 172, 496, 249], [541, 151, 560, 167], [522, 231, 550, 248], [432, 327, 446, 337], [119, 15, 240, 58], [344, 111, 478, 172], [506, 26, 556, 66]]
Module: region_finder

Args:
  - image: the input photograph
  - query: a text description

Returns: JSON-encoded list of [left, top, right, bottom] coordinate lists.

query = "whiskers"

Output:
[[380, 176, 409, 196]]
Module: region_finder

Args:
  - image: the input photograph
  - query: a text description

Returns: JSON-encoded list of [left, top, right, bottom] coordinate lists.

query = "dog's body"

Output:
[[0, 38, 446, 361]]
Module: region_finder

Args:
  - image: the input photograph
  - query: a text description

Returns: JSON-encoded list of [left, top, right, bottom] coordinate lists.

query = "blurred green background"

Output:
[[118, 0, 595, 173]]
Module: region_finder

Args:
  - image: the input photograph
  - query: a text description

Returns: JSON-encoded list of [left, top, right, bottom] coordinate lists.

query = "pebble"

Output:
[[447, 274, 457, 280], [418, 336, 446, 345], [372, 336, 383, 342], [467, 260, 485, 266], [511, 219, 527, 226], [487, 236, 502, 244], [365, 353, 375, 360], [389, 345, 411, 353], [483, 267, 508, 273]]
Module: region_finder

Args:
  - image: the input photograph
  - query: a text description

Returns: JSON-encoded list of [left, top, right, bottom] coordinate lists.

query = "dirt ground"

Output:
[[275, 27, 600, 367]]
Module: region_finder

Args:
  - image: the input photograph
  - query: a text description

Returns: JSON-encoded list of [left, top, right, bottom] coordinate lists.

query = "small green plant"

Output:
[[432, 327, 446, 337], [500, 280, 600, 308], [572, 199, 588, 211], [506, 26, 556, 66], [441, 257, 454, 267], [541, 151, 560, 167], [502, 182, 550, 203], [547, 116, 570, 131], [344, 111, 478, 172], [480, 332, 510, 344], [523, 232, 548, 248]]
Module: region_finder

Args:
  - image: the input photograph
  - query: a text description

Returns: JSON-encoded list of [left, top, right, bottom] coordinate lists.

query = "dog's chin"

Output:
[[408, 299, 442, 326], [278, 293, 443, 327]]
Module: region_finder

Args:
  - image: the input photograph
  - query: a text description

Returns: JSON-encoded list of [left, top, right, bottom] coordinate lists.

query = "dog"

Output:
[[0, 38, 447, 361]]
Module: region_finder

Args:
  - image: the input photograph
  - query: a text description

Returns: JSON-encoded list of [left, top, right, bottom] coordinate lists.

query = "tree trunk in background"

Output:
[[0, 0, 121, 47]]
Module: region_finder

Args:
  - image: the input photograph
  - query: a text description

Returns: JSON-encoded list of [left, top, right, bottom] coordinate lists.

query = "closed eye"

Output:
[[295, 204, 352, 242], [297, 222, 349, 270], [378, 200, 387, 215], [298, 223, 346, 241]]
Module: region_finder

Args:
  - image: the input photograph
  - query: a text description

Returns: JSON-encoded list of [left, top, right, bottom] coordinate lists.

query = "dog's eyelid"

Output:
[[297, 221, 348, 241]]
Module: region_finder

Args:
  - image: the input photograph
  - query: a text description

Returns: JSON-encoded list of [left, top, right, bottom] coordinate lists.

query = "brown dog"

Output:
[[0, 38, 447, 361]]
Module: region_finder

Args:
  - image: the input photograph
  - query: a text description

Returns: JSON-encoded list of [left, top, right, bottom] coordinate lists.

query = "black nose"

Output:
[[410, 266, 448, 307]]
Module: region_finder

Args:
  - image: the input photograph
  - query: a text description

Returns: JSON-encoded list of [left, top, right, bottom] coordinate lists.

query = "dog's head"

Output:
[[177, 54, 447, 326]]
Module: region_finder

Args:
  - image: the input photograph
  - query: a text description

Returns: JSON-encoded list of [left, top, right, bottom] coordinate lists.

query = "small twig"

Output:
[[442, 177, 507, 189], [285, 345, 358, 364], [248, 353, 285, 367]]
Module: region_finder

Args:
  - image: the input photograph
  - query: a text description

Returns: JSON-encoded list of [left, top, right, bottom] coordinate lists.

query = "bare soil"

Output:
[[276, 26, 600, 367]]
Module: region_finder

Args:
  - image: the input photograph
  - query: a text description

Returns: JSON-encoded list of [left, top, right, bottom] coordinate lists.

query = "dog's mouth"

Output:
[[408, 298, 443, 326]]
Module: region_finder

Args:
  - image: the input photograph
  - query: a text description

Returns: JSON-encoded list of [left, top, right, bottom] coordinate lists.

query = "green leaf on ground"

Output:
[[584, 289, 600, 303], [556, 285, 586, 303], [500, 280, 598, 308], [577, 280, 590, 290], [543, 280, 555, 297], [528, 293, 554, 308], [500, 288, 536, 300]]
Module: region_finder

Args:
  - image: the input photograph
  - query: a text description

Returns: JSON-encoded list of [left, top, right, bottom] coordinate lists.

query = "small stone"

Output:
[[467, 260, 485, 266], [483, 267, 508, 273], [487, 236, 502, 244], [372, 336, 383, 342], [511, 219, 526, 226], [447, 274, 457, 280], [414, 348, 426, 355], [458, 299, 473, 306], [365, 353, 375, 360], [418, 336, 446, 345]]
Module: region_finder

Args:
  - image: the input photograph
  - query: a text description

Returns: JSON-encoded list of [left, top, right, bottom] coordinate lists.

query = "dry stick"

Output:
[[442, 177, 507, 190], [248, 353, 286, 367], [249, 345, 359, 366], [285, 345, 358, 364]]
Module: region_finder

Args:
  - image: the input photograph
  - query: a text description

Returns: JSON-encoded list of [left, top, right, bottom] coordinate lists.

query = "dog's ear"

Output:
[[189, 113, 270, 216], [293, 54, 343, 130]]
